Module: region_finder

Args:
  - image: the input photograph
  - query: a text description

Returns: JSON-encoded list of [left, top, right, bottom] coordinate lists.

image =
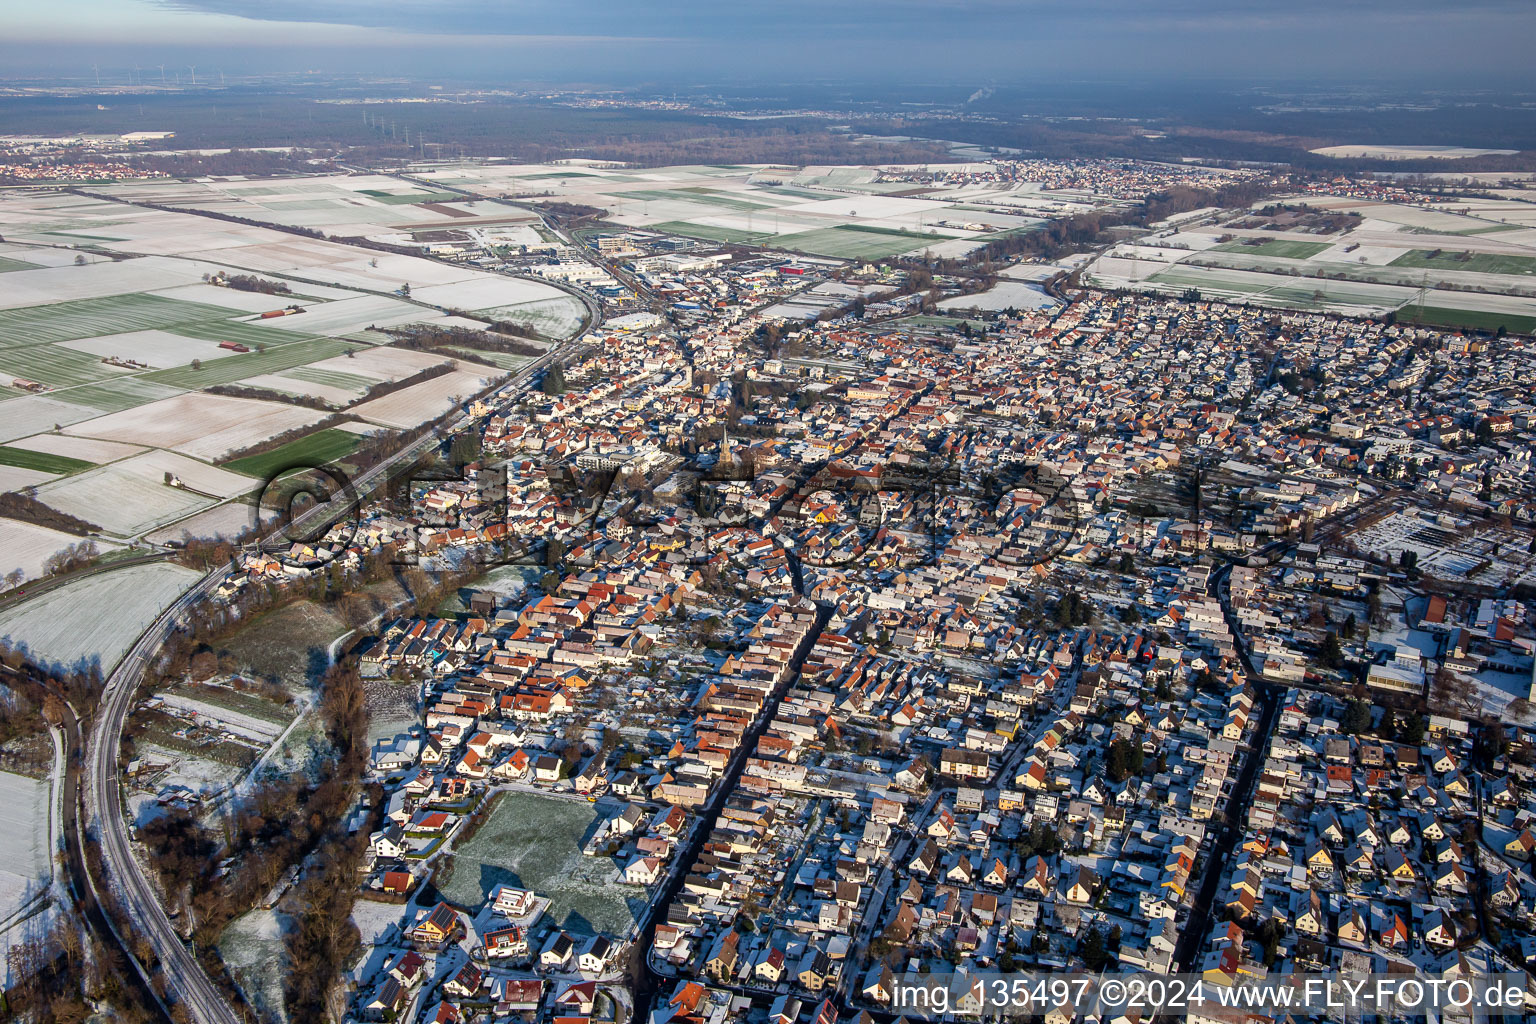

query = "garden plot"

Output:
[[59, 328, 234, 369], [64, 392, 329, 462], [439, 792, 646, 936], [5, 432, 144, 463], [0, 772, 51, 926], [0, 519, 120, 583], [350, 368, 495, 429], [0, 561, 200, 672], [158, 692, 287, 744]]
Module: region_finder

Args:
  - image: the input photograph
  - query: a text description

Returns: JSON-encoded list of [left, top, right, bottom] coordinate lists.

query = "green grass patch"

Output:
[[1389, 249, 1536, 276], [0, 256, 40, 273], [222, 428, 362, 478], [520, 171, 598, 180], [648, 221, 772, 245], [1395, 304, 1536, 335], [0, 445, 94, 474], [0, 294, 235, 348], [1213, 239, 1332, 260], [359, 189, 463, 204], [145, 336, 355, 390]]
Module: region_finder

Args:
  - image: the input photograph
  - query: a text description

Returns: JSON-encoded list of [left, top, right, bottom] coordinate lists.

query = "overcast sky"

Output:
[[3, 0, 1534, 87]]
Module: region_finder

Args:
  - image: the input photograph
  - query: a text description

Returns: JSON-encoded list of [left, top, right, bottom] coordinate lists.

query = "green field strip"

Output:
[[369, 192, 464, 205], [222, 428, 362, 478], [646, 221, 773, 244], [0, 344, 132, 387], [520, 172, 599, 180], [0, 445, 94, 474], [1395, 304, 1536, 335], [0, 256, 41, 273], [1389, 249, 1536, 276], [763, 186, 838, 202], [0, 294, 238, 347], [145, 336, 356, 390], [622, 189, 775, 213], [1213, 239, 1333, 259], [278, 366, 375, 391], [65, 378, 187, 413]]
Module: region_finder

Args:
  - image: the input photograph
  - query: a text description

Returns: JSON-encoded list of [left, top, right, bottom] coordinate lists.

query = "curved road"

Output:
[[82, 341, 575, 1023]]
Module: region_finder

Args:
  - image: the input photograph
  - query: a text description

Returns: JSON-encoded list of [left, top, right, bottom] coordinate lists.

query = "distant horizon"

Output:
[[2, 0, 1535, 90]]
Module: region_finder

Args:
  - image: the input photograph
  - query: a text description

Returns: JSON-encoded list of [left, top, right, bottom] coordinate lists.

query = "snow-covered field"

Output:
[[0, 394, 100, 444], [0, 519, 120, 583], [6, 432, 146, 464], [939, 279, 1059, 312], [351, 367, 495, 429], [0, 771, 51, 927], [34, 451, 255, 536], [306, 346, 447, 381], [146, 501, 269, 544], [64, 392, 328, 462], [0, 561, 200, 671], [60, 328, 236, 369], [0, 465, 57, 491]]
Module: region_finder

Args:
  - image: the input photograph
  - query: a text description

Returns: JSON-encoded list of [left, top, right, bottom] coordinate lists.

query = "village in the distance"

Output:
[[1, 71, 1536, 1024]]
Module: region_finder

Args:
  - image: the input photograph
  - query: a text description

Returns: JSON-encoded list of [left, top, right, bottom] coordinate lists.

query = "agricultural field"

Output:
[[1213, 239, 1333, 260], [0, 561, 201, 672], [1087, 193, 1536, 326], [411, 160, 1098, 261], [439, 792, 646, 937], [63, 392, 329, 463], [6, 433, 145, 463], [0, 446, 92, 475], [223, 429, 362, 478], [0, 519, 119, 584], [349, 367, 496, 429], [1389, 249, 1536, 276], [1394, 304, 1536, 335], [0, 771, 52, 929], [939, 279, 1059, 312], [33, 450, 255, 537]]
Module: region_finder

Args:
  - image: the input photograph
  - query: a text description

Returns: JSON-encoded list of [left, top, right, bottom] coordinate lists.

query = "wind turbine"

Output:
[[158, 64, 166, 85], [91, 63, 100, 86], [132, 64, 140, 85], [187, 65, 197, 86]]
